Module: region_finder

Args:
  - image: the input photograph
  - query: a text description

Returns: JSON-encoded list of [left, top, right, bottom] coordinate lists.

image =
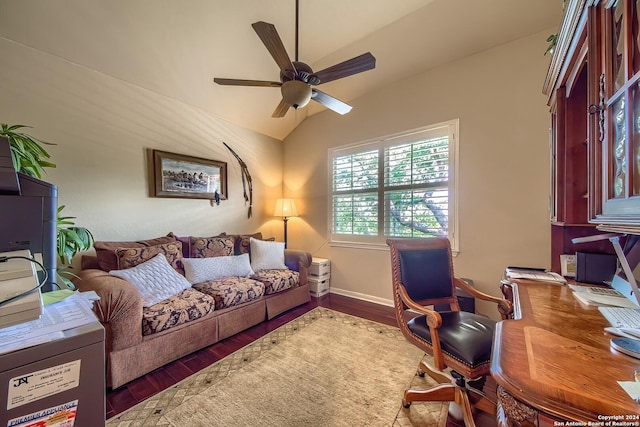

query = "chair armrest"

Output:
[[73, 269, 143, 351], [397, 282, 447, 369], [454, 277, 512, 320], [397, 283, 442, 329], [284, 249, 312, 286]]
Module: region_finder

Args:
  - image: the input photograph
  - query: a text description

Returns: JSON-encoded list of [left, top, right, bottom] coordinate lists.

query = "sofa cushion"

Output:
[[170, 232, 229, 258], [142, 288, 215, 336], [193, 277, 265, 310], [249, 237, 286, 271], [252, 269, 300, 295], [190, 235, 235, 258], [115, 241, 185, 275], [182, 254, 254, 284], [233, 232, 263, 255], [94, 233, 177, 271], [109, 253, 192, 307]]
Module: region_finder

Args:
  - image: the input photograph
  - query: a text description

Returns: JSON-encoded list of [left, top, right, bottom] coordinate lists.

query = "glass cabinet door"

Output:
[[601, 0, 640, 221]]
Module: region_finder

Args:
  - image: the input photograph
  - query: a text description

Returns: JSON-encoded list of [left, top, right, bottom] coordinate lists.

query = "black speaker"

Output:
[[576, 252, 617, 285]]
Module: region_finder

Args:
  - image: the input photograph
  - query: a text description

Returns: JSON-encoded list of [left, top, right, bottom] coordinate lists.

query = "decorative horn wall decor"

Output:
[[223, 142, 253, 218]]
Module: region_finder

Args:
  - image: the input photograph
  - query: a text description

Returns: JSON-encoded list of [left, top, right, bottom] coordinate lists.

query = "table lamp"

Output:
[[274, 198, 298, 248]]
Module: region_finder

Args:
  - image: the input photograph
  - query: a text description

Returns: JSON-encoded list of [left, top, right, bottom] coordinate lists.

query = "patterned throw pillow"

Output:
[[249, 237, 287, 271], [169, 232, 228, 258], [109, 253, 192, 307], [115, 241, 185, 275], [234, 232, 263, 255], [182, 253, 255, 284], [94, 234, 177, 271], [190, 236, 235, 258]]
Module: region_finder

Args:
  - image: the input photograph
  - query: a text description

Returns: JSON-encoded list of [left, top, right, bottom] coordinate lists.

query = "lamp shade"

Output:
[[274, 198, 298, 218]]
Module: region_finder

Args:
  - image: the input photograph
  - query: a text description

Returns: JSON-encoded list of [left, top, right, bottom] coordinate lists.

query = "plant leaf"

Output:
[[0, 123, 57, 178]]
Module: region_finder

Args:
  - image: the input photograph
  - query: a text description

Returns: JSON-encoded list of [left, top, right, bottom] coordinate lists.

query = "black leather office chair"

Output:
[[387, 237, 511, 427]]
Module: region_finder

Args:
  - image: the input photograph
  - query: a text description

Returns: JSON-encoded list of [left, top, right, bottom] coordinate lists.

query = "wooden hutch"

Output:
[[491, 3, 640, 424], [545, 0, 640, 272]]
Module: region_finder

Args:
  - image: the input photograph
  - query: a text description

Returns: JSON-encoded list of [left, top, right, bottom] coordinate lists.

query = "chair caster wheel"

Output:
[[417, 369, 425, 377], [402, 399, 411, 408]]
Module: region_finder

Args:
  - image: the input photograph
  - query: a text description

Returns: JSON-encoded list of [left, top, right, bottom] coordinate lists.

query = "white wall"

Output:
[[0, 37, 286, 253], [283, 29, 554, 316]]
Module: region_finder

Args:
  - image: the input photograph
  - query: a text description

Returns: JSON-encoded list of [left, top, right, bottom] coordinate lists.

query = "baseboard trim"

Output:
[[329, 287, 394, 308]]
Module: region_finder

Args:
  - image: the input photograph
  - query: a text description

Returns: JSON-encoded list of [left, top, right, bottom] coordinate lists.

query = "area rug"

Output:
[[106, 307, 448, 426]]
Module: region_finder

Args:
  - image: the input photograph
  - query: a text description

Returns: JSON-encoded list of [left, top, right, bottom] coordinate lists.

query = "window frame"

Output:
[[327, 120, 459, 253]]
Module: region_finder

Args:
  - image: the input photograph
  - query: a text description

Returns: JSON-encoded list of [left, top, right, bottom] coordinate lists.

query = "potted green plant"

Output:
[[1, 123, 55, 178], [56, 205, 94, 288], [1, 123, 94, 289]]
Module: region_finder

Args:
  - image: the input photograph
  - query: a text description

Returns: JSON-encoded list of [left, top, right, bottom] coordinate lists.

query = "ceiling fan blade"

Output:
[[252, 21, 296, 75], [272, 98, 290, 118], [313, 52, 376, 85], [311, 89, 352, 115], [214, 78, 281, 87]]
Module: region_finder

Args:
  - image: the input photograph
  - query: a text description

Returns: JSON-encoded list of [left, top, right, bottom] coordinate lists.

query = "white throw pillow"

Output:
[[109, 253, 192, 307], [249, 237, 287, 271], [182, 253, 255, 284]]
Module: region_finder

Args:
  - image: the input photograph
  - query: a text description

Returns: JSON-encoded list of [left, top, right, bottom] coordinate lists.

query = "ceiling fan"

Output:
[[213, 0, 376, 118]]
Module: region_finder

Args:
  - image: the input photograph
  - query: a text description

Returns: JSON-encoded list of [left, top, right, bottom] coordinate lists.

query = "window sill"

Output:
[[328, 240, 389, 251]]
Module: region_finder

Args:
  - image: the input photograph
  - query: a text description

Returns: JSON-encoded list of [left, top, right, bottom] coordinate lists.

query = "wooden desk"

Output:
[[492, 280, 640, 426]]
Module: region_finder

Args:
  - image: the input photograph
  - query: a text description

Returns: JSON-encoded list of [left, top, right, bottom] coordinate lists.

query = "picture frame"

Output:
[[560, 254, 576, 278], [152, 149, 227, 200]]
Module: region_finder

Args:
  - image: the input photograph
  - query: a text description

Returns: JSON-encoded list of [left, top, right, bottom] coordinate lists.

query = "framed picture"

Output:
[[152, 150, 227, 200], [560, 254, 576, 278]]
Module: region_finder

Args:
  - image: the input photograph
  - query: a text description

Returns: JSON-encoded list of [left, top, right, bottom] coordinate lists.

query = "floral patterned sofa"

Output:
[[74, 232, 311, 389]]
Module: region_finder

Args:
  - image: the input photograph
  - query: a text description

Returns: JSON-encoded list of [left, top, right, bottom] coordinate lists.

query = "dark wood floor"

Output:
[[106, 293, 497, 426]]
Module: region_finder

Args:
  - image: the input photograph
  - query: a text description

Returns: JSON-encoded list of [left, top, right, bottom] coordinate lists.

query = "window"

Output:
[[329, 120, 459, 252]]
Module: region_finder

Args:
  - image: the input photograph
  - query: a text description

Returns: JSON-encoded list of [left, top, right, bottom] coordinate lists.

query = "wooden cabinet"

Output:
[[545, 0, 640, 271]]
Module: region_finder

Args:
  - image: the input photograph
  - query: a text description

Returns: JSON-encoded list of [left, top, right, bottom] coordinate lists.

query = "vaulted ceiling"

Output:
[[0, 0, 563, 140]]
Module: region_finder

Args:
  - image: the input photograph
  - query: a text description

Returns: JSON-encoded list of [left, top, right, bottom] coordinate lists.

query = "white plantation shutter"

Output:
[[332, 149, 379, 235], [329, 120, 459, 251]]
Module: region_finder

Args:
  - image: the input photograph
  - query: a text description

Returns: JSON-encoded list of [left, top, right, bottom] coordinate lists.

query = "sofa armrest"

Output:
[[74, 269, 143, 352], [284, 249, 312, 286]]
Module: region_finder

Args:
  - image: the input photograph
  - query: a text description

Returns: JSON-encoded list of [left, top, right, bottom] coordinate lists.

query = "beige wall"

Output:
[[283, 30, 554, 316], [0, 26, 554, 311], [0, 37, 286, 251]]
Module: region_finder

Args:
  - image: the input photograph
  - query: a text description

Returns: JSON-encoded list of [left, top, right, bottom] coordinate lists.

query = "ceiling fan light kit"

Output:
[[281, 80, 312, 109], [213, 1, 376, 118]]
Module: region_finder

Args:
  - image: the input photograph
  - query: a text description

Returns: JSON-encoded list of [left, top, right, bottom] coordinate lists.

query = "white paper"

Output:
[[618, 381, 640, 402], [506, 269, 567, 283], [7, 361, 81, 410], [0, 294, 97, 355]]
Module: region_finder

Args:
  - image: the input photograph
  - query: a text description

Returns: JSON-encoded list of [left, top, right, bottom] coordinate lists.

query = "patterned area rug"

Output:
[[107, 307, 448, 426]]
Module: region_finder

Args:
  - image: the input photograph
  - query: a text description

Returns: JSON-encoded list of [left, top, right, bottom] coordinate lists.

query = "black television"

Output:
[[0, 136, 57, 291]]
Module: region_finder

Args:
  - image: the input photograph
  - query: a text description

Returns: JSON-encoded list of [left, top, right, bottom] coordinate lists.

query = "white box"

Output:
[[310, 258, 330, 278], [309, 277, 330, 297]]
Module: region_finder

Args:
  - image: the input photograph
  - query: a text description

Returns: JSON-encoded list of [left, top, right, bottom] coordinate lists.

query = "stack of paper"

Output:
[[0, 293, 98, 355], [505, 268, 567, 283], [0, 250, 43, 328]]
